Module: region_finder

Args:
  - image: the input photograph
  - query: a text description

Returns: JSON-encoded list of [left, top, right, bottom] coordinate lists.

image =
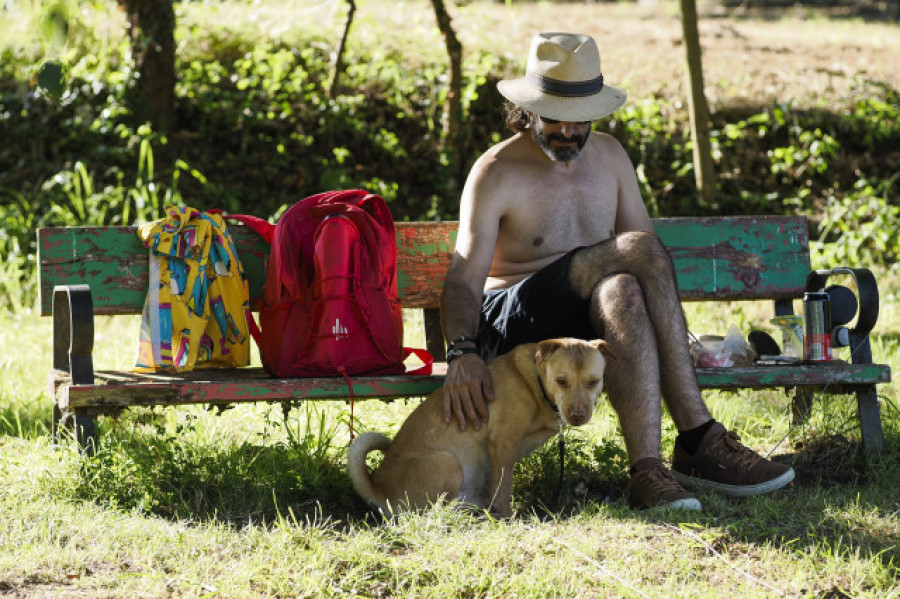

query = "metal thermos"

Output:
[[803, 291, 831, 361]]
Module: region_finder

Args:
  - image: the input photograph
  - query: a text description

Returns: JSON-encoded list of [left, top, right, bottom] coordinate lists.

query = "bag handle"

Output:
[[309, 202, 353, 219]]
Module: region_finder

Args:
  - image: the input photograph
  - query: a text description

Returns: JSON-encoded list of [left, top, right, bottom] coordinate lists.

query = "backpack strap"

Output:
[[224, 214, 270, 355], [245, 308, 263, 351]]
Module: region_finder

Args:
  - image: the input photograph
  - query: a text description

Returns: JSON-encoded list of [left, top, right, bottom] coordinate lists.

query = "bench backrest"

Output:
[[37, 215, 810, 317]]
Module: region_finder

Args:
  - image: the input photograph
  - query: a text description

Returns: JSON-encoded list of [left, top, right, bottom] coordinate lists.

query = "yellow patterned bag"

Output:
[[134, 205, 250, 372]]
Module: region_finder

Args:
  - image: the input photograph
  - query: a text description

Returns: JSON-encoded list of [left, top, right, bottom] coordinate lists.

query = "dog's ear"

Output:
[[592, 339, 616, 360], [535, 339, 564, 364]]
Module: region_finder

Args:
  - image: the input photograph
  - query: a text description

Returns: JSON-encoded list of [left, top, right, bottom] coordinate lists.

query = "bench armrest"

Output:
[[52, 284, 95, 385]]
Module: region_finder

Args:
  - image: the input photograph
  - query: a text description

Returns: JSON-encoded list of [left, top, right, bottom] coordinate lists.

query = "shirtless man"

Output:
[[439, 32, 794, 510]]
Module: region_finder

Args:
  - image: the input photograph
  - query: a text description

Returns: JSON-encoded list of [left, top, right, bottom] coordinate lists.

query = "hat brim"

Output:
[[498, 77, 627, 122]]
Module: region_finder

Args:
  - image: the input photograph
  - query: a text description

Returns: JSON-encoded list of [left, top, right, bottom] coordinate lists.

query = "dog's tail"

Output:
[[347, 431, 392, 512]]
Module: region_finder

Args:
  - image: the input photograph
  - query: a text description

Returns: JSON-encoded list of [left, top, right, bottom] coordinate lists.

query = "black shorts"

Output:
[[476, 250, 593, 361]]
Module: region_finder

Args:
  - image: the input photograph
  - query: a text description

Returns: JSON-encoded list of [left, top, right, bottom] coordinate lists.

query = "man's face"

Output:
[[530, 114, 592, 163]]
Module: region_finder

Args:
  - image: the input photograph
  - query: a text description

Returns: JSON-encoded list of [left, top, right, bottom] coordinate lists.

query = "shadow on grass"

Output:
[[75, 435, 376, 525], [672, 431, 900, 571], [68, 407, 375, 526], [67, 413, 629, 526], [62, 404, 900, 572]]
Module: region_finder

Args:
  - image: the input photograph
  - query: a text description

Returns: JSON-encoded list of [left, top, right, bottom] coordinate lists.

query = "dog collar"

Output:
[[535, 367, 560, 416], [537, 364, 567, 510]]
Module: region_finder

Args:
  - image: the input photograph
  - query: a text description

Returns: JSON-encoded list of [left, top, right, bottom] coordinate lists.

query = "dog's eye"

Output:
[[555, 376, 569, 388], [586, 379, 600, 388]]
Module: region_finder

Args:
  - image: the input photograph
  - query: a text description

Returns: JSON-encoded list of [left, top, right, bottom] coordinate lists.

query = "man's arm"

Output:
[[602, 135, 654, 234], [440, 156, 505, 430]]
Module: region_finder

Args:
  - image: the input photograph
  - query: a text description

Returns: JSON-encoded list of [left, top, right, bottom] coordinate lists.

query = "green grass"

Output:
[[2, 282, 899, 596]]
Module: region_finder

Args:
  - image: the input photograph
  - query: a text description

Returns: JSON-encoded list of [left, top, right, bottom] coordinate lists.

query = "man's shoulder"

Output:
[[585, 131, 633, 168], [484, 132, 532, 157], [476, 134, 539, 171], [588, 130, 626, 150], [463, 135, 537, 213]]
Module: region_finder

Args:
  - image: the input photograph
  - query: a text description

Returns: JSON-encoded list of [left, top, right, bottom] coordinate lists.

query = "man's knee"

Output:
[[595, 273, 644, 308], [590, 274, 653, 349], [575, 231, 672, 275], [569, 231, 674, 298], [614, 231, 672, 275]]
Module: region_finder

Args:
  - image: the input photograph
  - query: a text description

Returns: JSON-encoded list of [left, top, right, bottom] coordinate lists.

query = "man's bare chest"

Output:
[[497, 181, 618, 258]]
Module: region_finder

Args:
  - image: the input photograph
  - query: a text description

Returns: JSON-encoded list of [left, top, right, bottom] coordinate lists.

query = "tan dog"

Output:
[[347, 338, 613, 517]]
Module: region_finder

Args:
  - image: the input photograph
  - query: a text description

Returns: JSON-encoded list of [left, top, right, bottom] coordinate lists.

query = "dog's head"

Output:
[[535, 338, 614, 427]]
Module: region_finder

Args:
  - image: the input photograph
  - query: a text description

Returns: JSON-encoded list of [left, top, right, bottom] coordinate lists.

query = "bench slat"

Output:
[[653, 216, 810, 301], [695, 363, 891, 389], [38, 222, 458, 316], [56, 369, 447, 410], [38, 215, 809, 316], [54, 361, 890, 412]]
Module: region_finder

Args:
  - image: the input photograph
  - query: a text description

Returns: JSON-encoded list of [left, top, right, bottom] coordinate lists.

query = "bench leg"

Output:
[[52, 402, 63, 441], [792, 388, 815, 427], [856, 385, 884, 457], [56, 408, 98, 455]]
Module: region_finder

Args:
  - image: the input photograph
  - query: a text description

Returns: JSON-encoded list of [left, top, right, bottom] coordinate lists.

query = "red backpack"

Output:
[[233, 190, 431, 378]]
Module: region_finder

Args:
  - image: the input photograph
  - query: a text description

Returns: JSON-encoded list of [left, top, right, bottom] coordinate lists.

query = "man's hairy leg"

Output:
[[570, 232, 711, 431], [591, 274, 662, 462]]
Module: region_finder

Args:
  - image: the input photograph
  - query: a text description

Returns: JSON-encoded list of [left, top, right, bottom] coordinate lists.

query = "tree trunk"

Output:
[[118, 0, 176, 137], [329, 0, 357, 99], [429, 0, 464, 195], [680, 0, 716, 204]]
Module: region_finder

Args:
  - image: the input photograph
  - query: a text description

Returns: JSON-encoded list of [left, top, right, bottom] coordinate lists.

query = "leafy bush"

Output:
[[812, 175, 900, 268], [1, 9, 899, 311]]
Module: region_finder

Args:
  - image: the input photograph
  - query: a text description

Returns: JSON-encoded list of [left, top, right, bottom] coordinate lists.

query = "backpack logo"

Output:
[[332, 318, 349, 340]]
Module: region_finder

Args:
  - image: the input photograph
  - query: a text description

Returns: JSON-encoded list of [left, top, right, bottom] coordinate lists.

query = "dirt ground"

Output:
[[188, 1, 900, 110], [467, 2, 900, 110], [353, 1, 900, 111]]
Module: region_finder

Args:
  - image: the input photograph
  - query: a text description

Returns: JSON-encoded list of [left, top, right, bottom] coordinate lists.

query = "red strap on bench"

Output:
[[227, 214, 275, 244], [403, 346, 433, 375]]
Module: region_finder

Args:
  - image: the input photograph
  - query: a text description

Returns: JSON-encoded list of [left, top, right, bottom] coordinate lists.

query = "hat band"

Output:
[[525, 72, 604, 98]]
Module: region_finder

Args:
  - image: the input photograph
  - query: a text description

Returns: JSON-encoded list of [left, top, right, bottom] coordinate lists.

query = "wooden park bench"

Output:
[[39, 215, 890, 455]]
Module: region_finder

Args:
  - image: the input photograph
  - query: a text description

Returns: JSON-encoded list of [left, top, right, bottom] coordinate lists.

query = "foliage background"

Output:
[[1, 1, 899, 313]]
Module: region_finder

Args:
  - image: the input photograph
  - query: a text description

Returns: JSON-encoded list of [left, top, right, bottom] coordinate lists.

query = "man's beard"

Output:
[[532, 126, 589, 163]]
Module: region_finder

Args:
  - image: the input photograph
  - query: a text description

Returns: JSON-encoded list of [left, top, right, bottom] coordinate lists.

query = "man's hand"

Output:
[[443, 353, 494, 431]]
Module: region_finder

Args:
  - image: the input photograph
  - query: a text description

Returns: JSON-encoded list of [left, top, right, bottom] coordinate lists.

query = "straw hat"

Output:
[[498, 32, 626, 122]]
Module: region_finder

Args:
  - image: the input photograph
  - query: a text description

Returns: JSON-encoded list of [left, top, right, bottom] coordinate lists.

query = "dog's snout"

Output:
[[564, 404, 591, 426]]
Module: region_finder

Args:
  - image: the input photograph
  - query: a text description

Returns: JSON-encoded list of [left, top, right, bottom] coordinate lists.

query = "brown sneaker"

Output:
[[627, 457, 702, 511], [671, 422, 795, 497]]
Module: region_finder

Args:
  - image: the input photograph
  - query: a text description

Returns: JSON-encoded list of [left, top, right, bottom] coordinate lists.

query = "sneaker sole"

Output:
[[672, 467, 795, 497], [650, 496, 703, 512]]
